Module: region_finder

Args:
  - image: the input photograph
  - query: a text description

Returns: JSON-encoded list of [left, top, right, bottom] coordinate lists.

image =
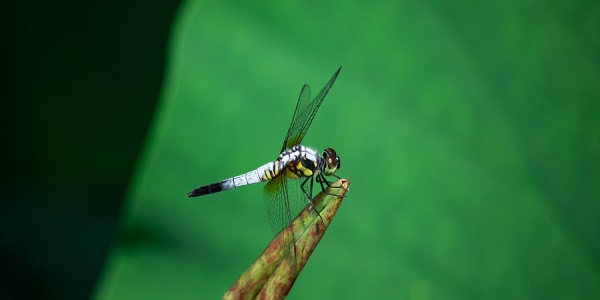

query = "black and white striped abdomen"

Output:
[[187, 161, 284, 197], [186, 145, 320, 197]]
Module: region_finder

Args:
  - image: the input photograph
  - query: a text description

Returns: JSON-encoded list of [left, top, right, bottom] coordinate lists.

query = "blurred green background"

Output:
[[2, 0, 177, 298], [3, 0, 599, 299]]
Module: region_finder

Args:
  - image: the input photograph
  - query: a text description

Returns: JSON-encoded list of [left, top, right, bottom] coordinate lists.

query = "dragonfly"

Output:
[[187, 66, 343, 270]]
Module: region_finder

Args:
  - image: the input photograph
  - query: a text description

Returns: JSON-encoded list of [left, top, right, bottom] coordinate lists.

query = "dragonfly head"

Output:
[[322, 147, 341, 176]]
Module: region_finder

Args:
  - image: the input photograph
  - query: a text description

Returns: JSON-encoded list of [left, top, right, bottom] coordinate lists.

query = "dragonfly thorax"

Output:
[[278, 145, 340, 178]]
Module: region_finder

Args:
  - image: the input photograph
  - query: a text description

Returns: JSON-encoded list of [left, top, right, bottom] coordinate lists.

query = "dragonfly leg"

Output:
[[316, 173, 348, 197], [300, 176, 313, 202], [300, 176, 323, 233], [316, 173, 331, 190]]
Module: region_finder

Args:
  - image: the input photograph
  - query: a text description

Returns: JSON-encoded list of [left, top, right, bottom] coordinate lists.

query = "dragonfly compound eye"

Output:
[[322, 148, 339, 175]]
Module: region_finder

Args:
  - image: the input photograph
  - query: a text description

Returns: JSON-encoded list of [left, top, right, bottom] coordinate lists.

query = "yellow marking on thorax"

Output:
[[286, 161, 314, 178]]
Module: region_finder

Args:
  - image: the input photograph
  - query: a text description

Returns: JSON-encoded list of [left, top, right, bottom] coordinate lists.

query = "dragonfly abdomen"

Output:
[[187, 161, 283, 197]]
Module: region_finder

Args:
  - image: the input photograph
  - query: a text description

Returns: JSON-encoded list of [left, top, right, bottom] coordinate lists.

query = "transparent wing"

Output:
[[263, 170, 325, 275], [264, 173, 293, 239], [264, 173, 297, 272], [280, 66, 342, 151]]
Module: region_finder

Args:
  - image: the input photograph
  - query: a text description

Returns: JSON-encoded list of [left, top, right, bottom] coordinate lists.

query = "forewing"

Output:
[[280, 84, 311, 152], [281, 66, 342, 151]]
